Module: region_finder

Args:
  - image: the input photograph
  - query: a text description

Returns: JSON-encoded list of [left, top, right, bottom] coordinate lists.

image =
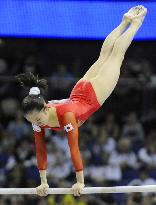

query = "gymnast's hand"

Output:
[[72, 182, 85, 196], [36, 183, 49, 196]]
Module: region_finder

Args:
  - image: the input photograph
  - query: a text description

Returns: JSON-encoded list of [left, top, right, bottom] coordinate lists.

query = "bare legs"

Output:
[[83, 5, 147, 105], [83, 20, 129, 81]]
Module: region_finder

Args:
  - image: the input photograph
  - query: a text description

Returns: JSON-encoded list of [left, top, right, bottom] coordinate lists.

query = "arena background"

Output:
[[0, 0, 156, 204]]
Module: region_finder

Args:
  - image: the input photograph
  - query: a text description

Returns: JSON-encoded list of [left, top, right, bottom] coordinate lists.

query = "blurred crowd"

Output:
[[0, 39, 156, 204]]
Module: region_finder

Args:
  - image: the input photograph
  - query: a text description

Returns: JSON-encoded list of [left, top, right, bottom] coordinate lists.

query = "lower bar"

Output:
[[0, 185, 156, 195]]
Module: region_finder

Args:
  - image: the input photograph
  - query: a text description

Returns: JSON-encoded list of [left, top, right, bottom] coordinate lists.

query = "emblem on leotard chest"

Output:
[[64, 123, 74, 132]]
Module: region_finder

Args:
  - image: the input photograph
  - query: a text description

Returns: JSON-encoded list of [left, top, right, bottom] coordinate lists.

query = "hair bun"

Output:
[[16, 72, 48, 96]]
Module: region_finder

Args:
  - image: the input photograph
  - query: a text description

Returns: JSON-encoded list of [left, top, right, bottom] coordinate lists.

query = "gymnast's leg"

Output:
[[90, 6, 147, 105], [82, 14, 130, 81]]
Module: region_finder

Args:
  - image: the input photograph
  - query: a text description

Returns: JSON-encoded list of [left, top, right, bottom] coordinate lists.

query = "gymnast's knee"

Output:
[[110, 51, 125, 64], [111, 44, 125, 61]]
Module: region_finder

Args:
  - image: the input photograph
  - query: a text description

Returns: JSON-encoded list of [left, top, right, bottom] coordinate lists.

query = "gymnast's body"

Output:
[[16, 6, 147, 196]]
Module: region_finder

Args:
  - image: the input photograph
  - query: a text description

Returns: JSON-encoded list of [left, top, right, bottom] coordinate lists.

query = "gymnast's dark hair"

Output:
[[16, 72, 48, 115]]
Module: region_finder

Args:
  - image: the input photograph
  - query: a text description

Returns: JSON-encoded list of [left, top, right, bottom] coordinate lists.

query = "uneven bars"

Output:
[[0, 185, 156, 195]]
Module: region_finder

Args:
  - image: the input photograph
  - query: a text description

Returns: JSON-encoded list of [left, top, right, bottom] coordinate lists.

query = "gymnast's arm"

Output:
[[62, 112, 85, 195], [33, 128, 49, 196]]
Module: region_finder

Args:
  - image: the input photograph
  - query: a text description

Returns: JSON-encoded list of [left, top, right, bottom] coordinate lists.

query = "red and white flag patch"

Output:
[[64, 123, 74, 132]]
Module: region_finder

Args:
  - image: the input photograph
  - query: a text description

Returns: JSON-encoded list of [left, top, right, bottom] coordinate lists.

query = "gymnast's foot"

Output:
[[123, 5, 147, 24], [131, 5, 147, 24], [123, 6, 140, 23]]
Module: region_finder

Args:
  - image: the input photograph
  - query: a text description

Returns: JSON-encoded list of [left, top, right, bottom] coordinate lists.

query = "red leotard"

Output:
[[33, 80, 101, 172]]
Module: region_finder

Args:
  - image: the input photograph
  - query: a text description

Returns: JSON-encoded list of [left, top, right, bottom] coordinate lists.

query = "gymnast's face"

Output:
[[25, 106, 50, 126]]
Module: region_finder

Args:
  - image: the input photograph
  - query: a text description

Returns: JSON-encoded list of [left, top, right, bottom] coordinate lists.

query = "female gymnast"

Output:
[[16, 6, 147, 197]]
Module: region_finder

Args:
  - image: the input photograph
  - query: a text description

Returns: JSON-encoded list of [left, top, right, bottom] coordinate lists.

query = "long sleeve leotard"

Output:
[[32, 80, 101, 172]]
